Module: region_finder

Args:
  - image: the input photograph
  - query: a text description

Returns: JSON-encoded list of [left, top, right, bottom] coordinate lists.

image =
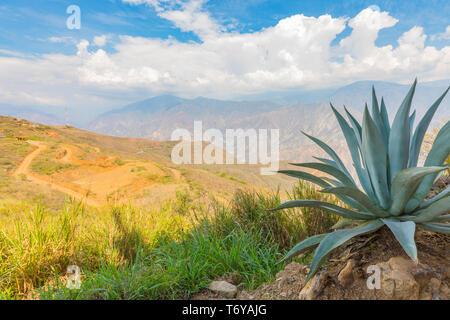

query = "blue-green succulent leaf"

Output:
[[362, 107, 390, 209], [332, 218, 364, 229], [406, 121, 450, 212], [270, 200, 377, 220], [380, 98, 390, 140], [409, 110, 416, 139], [418, 223, 450, 235], [388, 79, 417, 182], [382, 218, 418, 263], [434, 215, 450, 222], [420, 186, 450, 209], [301, 131, 352, 179], [390, 166, 448, 215], [289, 162, 356, 188], [306, 219, 384, 282], [321, 186, 389, 217], [313, 156, 338, 168], [372, 87, 388, 147], [282, 234, 328, 262], [411, 196, 450, 223], [278, 170, 331, 188], [344, 106, 363, 147], [409, 87, 450, 167], [330, 104, 363, 171]]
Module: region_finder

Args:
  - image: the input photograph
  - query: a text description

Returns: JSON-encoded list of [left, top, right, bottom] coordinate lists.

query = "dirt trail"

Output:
[[13, 141, 102, 207], [13, 140, 46, 177]]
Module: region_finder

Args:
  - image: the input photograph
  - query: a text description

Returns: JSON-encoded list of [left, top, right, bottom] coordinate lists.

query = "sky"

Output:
[[0, 0, 449, 112]]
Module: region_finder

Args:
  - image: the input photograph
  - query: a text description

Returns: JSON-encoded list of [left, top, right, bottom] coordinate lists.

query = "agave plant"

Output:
[[272, 79, 450, 282]]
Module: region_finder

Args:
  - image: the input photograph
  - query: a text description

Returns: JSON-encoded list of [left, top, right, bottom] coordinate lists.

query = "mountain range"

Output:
[[2, 79, 449, 165]]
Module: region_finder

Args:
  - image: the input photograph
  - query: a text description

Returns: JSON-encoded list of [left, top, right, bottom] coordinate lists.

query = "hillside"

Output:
[[0, 116, 297, 209], [87, 97, 357, 164]]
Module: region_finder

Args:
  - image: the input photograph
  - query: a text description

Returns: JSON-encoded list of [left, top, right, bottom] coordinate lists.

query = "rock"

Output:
[[377, 257, 418, 299], [338, 259, 356, 287], [420, 277, 442, 300], [430, 278, 442, 300], [209, 281, 237, 298], [299, 272, 328, 300], [376, 257, 420, 300], [440, 283, 450, 299], [411, 265, 435, 288]]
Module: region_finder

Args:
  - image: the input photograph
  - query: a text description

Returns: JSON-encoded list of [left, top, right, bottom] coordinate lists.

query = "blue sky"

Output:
[[1, 0, 449, 55], [0, 0, 449, 112]]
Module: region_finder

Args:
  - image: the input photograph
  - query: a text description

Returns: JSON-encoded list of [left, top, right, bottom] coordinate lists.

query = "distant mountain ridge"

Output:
[[1, 79, 448, 165], [329, 80, 450, 121], [0, 104, 63, 125], [87, 79, 449, 164]]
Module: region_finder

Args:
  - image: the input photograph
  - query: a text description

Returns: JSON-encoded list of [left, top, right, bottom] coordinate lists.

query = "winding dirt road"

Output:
[[13, 141, 102, 207]]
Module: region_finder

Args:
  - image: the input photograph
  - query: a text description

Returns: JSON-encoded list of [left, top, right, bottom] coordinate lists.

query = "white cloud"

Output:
[[123, 0, 223, 39], [93, 35, 108, 47], [431, 25, 450, 41], [48, 36, 76, 44], [0, 5, 449, 111]]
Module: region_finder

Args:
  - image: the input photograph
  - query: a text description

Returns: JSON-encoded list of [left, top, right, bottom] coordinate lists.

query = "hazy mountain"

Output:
[[87, 95, 358, 163], [0, 104, 63, 125], [329, 80, 450, 123], [87, 79, 449, 165], [88, 95, 282, 140], [2, 79, 447, 165]]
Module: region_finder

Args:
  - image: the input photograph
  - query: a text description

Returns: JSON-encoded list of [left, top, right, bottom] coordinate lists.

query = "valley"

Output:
[[0, 116, 298, 209]]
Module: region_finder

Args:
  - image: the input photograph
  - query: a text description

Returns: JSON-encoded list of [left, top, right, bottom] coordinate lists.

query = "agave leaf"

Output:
[[313, 156, 338, 168], [434, 215, 450, 222], [380, 98, 390, 140], [330, 104, 378, 200], [420, 186, 450, 209], [418, 223, 450, 235], [290, 162, 356, 188], [343, 106, 379, 201], [321, 186, 389, 217], [306, 219, 384, 282], [382, 218, 418, 263], [411, 196, 450, 223], [390, 166, 448, 215], [372, 87, 388, 147], [278, 170, 331, 188], [302, 131, 352, 179], [282, 234, 328, 262], [330, 104, 362, 170], [332, 218, 364, 229], [321, 176, 343, 186], [362, 107, 390, 209], [409, 110, 416, 139], [406, 121, 450, 212], [344, 106, 363, 147], [270, 200, 377, 220], [358, 167, 379, 204], [409, 86, 450, 167], [388, 79, 417, 182]]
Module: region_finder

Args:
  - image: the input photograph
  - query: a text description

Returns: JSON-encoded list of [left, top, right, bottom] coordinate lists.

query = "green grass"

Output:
[[0, 181, 339, 300], [31, 159, 78, 175], [114, 158, 126, 166], [216, 172, 247, 185]]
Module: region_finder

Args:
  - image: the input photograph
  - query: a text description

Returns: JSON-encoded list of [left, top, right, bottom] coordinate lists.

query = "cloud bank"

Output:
[[1, 1, 449, 110]]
